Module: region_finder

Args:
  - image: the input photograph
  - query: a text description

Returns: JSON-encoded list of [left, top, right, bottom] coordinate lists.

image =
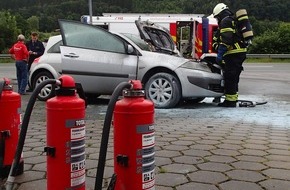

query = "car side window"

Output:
[[60, 21, 126, 54], [47, 40, 63, 53]]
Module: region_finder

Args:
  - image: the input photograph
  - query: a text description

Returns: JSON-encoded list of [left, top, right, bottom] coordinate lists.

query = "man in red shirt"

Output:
[[9, 34, 29, 95]]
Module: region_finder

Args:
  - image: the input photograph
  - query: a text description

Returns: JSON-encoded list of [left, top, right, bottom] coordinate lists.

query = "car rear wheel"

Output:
[[145, 73, 181, 109], [33, 71, 55, 101]]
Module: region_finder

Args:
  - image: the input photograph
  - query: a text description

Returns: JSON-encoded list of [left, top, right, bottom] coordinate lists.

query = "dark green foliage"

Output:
[[249, 23, 290, 54]]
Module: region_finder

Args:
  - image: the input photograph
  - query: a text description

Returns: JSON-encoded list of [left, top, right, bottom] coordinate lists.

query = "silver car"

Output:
[[29, 19, 223, 108]]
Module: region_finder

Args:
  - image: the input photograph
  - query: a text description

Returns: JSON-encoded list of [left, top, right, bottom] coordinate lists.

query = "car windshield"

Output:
[[122, 33, 152, 52]]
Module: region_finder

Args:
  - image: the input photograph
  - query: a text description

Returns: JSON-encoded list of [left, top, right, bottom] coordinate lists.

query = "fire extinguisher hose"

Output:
[[94, 82, 132, 190], [4, 79, 58, 190]]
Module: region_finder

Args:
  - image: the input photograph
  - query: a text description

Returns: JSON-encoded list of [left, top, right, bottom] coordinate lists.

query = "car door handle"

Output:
[[64, 53, 79, 58]]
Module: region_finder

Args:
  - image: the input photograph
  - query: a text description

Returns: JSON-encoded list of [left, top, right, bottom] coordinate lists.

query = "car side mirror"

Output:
[[127, 45, 134, 54]]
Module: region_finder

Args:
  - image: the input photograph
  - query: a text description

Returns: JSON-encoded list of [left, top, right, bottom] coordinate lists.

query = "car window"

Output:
[[47, 40, 63, 53], [122, 33, 151, 51], [59, 20, 126, 54]]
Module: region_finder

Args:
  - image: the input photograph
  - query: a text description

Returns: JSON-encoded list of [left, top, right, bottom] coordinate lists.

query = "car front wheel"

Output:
[[145, 73, 181, 109], [33, 71, 55, 101]]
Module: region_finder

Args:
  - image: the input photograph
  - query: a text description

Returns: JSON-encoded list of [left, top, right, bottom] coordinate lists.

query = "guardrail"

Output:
[[0, 54, 11, 59], [1, 54, 290, 59], [246, 54, 290, 59]]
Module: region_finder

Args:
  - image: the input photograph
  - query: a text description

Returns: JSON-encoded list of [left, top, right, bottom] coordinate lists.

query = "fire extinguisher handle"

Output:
[[44, 146, 56, 157]]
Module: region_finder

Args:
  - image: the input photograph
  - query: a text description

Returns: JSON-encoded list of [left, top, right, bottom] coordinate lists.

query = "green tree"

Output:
[[249, 23, 290, 54], [27, 16, 40, 32], [0, 11, 20, 53]]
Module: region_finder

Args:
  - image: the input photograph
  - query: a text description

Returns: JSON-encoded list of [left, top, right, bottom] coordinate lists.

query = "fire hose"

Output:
[[214, 96, 267, 107], [238, 99, 268, 107]]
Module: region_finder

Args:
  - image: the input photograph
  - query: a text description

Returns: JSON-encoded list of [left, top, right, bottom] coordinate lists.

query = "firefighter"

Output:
[[212, 3, 247, 107]]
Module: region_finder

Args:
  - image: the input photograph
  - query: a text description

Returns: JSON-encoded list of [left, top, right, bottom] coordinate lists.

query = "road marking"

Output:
[[244, 65, 273, 68]]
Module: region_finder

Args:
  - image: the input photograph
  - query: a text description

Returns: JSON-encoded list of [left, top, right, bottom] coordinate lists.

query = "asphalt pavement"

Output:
[[0, 63, 290, 190]]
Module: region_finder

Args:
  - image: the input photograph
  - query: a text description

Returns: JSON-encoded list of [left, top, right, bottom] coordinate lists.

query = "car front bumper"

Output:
[[176, 68, 224, 98]]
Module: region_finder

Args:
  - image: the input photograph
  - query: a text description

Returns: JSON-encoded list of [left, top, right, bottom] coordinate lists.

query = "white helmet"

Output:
[[213, 3, 228, 17]]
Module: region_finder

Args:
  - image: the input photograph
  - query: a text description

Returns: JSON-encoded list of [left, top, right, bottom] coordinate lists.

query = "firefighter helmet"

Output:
[[213, 3, 228, 17]]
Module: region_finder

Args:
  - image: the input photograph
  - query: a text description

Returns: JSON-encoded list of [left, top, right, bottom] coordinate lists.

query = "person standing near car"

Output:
[[212, 3, 247, 107], [9, 34, 29, 95], [26, 32, 45, 72]]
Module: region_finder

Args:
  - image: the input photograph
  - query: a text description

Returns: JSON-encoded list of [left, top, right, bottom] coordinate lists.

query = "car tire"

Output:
[[33, 71, 55, 101], [145, 73, 181, 109]]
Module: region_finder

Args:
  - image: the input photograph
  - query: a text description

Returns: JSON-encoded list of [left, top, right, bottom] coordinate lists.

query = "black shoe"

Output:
[[26, 89, 33, 92], [218, 100, 236, 107]]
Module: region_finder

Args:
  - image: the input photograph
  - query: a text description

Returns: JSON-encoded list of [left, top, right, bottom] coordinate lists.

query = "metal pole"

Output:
[[88, 0, 93, 24]]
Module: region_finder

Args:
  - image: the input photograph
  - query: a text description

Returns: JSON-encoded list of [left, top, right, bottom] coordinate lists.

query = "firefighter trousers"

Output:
[[223, 53, 246, 101]]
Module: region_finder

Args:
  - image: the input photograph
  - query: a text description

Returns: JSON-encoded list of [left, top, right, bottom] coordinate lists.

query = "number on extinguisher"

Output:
[[143, 170, 155, 182]]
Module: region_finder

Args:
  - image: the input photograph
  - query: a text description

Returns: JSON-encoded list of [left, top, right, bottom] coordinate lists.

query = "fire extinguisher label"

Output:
[[142, 162, 155, 173], [71, 173, 85, 187], [137, 124, 155, 133], [142, 132, 155, 147], [142, 169, 155, 184], [71, 126, 85, 139], [66, 119, 86, 187], [137, 145, 155, 156], [136, 124, 155, 189]]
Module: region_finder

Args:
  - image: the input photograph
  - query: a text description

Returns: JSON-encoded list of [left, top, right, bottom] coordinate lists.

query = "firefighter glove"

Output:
[[216, 45, 227, 64]]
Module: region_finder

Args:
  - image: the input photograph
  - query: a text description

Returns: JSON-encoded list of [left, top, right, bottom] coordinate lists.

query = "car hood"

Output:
[[135, 20, 180, 56]]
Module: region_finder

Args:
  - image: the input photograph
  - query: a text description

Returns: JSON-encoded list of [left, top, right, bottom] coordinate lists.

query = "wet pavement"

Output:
[[1, 63, 290, 189], [0, 91, 289, 190]]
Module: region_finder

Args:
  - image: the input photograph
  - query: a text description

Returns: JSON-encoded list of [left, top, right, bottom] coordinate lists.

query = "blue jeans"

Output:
[[15, 60, 28, 94]]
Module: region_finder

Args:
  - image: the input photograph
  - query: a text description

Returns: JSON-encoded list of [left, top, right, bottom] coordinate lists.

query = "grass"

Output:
[[0, 58, 14, 63]]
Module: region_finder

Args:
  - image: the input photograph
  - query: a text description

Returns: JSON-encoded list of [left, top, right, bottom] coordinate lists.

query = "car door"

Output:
[[58, 20, 138, 94]]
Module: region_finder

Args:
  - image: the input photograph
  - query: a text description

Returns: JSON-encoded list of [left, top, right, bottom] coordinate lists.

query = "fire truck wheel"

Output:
[[33, 71, 55, 101], [145, 72, 181, 109]]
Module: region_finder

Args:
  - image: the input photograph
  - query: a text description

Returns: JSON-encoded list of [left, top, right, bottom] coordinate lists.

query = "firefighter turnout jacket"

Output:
[[213, 16, 247, 55]]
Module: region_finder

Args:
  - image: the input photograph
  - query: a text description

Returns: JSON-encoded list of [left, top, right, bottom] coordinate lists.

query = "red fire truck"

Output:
[[81, 13, 218, 59]]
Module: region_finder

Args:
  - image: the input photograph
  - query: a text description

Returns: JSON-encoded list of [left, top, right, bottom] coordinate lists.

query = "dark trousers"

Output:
[[16, 61, 28, 94], [223, 53, 246, 96]]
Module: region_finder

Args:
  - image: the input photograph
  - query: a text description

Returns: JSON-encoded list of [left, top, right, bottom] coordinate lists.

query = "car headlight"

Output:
[[180, 61, 211, 72]]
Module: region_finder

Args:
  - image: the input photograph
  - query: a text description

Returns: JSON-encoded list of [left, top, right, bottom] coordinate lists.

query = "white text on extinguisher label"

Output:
[[143, 179, 155, 190], [137, 124, 155, 133], [66, 119, 85, 127], [142, 132, 155, 147]]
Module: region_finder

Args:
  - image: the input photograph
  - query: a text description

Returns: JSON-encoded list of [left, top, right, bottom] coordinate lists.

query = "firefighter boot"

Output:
[[218, 100, 236, 107]]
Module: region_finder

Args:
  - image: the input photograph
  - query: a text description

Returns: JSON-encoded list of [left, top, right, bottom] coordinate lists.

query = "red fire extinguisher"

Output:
[[114, 80, 155, 190], [0, 78, 24, 179], [45, 75, 86, 190]]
